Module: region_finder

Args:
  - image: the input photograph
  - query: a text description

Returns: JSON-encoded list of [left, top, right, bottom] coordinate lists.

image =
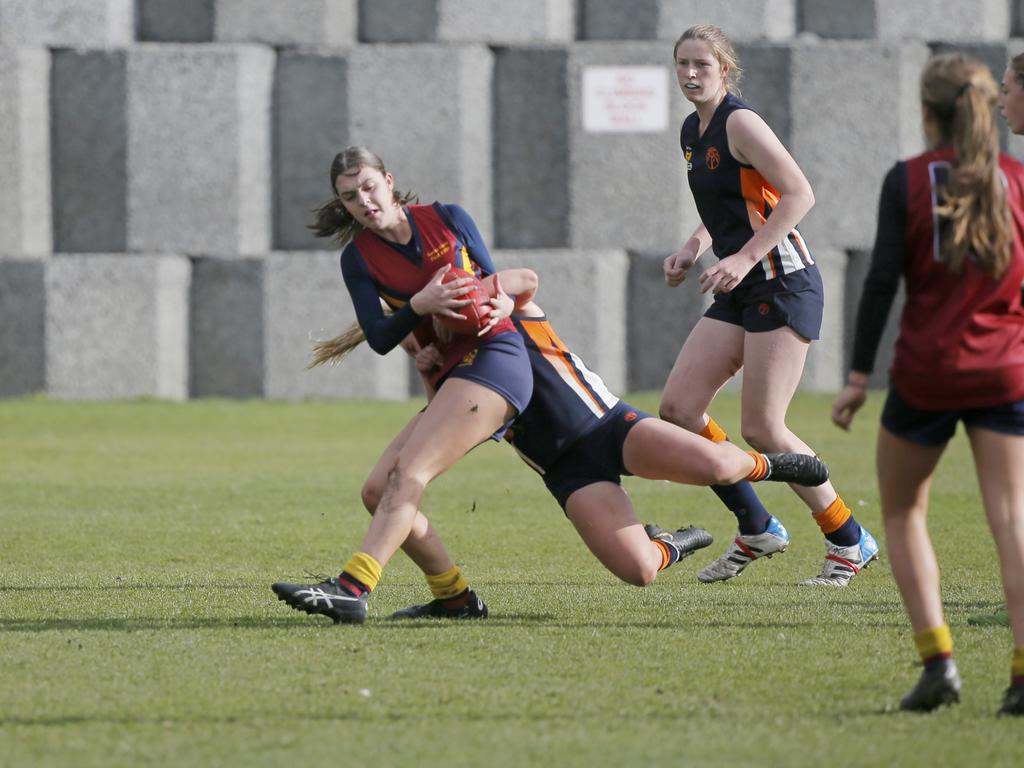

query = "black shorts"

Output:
[[542, 401, 652, 510], [881, 387, 1024, 447], [704, 267, 824, 341]]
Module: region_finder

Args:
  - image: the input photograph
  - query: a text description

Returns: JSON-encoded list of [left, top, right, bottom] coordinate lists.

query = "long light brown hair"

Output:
[[308, 146, 417, 247], [921, 53, 1012, 276]]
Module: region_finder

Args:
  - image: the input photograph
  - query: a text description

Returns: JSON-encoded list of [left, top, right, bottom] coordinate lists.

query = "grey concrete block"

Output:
[[264, 252, 409, 399], [138, 0, 214, 42], [844, 250, 904, 389], [626, 251, 704, 392], [0, 0, 134, 46], [0, 256, 46, 397], [801, 247, 843, 392], [495, 42, 700, 253], [348, 44, 494, 243], [190, 256, 265, 397], [274, 51, 349, 250], [733, 44, 792, 145], [274, 45, 493, 249], [127, 45, 274, 255], [46, 254, 190, 400], [215, 0, 357, 46], [789, 41, 930, 252], [581, 0, 796, 41], [53, 45, 274, 255], [801, 0, 1009, 41], [0, 48, 50, 255], [359, 0, 573, 43], [190, 253, 409, 399], [493, 249, 628, 394], [51, 49, 127, 253]]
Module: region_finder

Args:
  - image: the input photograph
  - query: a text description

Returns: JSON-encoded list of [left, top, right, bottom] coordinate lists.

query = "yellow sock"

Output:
[[699, 416, 728, 443], [914, 624, 954, 663], [425, 565, 469, 600], [1012, 646, 1024, 683], [341, 552, 383, 592], [813, 496, 852, 535]]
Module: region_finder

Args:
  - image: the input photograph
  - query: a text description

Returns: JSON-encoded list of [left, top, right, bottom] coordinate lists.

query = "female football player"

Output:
[[832, 53, 1024, 716], [659, 24, 877, 586], [270, 147, 534, 624]]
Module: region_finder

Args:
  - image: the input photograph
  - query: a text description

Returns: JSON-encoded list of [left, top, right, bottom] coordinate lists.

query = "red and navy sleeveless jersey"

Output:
[[681, 92, 814, 286], [505, 315, 619, 472], [343, 203, 514, 386], [890, 148, 1024, 409]]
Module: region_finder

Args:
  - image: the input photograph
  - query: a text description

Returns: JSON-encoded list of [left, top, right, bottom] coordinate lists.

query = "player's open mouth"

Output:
[[684, 83, 700, 90]]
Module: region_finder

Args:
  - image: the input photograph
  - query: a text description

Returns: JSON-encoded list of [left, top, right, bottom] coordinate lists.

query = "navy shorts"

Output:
[[441, 330, 533, 440], [881, 387, 1024, 447], [542, 401, 653, 510], [704, 267, 824, 341]]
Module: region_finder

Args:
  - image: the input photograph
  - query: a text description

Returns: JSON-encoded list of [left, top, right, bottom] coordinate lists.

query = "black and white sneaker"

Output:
[[899, 658, 961, 712], [271, 578, 368, 624], [644, 524, 714, 562], [998, 684, 1024, 717], [762, 453, 830, 486], [391, 589, 488, 620]]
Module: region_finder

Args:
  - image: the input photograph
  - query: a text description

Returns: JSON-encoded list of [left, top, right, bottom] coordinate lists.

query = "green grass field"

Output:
[[1, 392, 1021, 767]]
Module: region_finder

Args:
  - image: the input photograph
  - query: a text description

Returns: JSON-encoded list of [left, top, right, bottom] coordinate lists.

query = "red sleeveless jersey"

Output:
[[353, 204, 513, 386], [893, 149, 1024, 409]]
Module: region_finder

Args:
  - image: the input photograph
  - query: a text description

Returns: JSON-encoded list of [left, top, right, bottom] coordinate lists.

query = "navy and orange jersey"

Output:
[[681, 92, 814, 286], [505, 314, 620, 472], [853, 148, 1024, 410], [340, 202, 514, 386]]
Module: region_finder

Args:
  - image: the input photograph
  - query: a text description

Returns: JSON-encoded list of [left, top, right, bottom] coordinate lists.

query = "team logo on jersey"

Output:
[[423, 241, 452, 262], [684, 146, 693, 171], [705, 147, 720, 170]]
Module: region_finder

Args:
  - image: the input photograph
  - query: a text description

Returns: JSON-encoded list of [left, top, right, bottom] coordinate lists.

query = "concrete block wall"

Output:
[[2, 0, 1023, 400]]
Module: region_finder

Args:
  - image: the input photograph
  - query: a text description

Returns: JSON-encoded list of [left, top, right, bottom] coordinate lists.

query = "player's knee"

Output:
[[740, 422, 780, 453], [360, 479, 383, 514], [618, 562, 658, 587], [658, 400, 702, 431], [385, 462, 429, 498]]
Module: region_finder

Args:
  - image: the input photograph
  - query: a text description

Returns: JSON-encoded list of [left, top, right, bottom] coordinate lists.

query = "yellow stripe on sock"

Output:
[[1012, 646, 1024, 678], [914, 624, 954, 662], [425, 565, 469, 600], [700, 416, 727, 443], [342, 552, 383, 592], [813, 496, 852, 535]]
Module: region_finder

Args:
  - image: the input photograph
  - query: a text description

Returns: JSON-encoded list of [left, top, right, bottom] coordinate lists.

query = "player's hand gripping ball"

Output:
[[435, 268, 492, 335]]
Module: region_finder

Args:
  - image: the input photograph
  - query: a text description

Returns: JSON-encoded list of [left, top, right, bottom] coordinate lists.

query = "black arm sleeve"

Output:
[[849, 163, 906, 374]]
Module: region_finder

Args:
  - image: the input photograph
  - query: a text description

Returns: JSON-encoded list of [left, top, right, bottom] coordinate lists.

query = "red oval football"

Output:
[[436, 268, 491, 335]]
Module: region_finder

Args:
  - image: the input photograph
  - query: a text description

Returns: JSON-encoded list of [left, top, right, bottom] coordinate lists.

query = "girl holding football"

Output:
[[271, 146, 535, 625]]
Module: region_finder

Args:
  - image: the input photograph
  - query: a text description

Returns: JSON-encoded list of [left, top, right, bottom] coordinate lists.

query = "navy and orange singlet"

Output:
[[681, 92, 814, 286], [506, 314, 620, 472]]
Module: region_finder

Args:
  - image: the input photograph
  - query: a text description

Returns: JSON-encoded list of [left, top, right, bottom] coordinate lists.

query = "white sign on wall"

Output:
[[581, 66, 670, 134]]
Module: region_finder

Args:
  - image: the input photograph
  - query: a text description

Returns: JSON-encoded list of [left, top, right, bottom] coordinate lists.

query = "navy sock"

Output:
[[711, 481, 771, 535], [825, 517, 861, 547]]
